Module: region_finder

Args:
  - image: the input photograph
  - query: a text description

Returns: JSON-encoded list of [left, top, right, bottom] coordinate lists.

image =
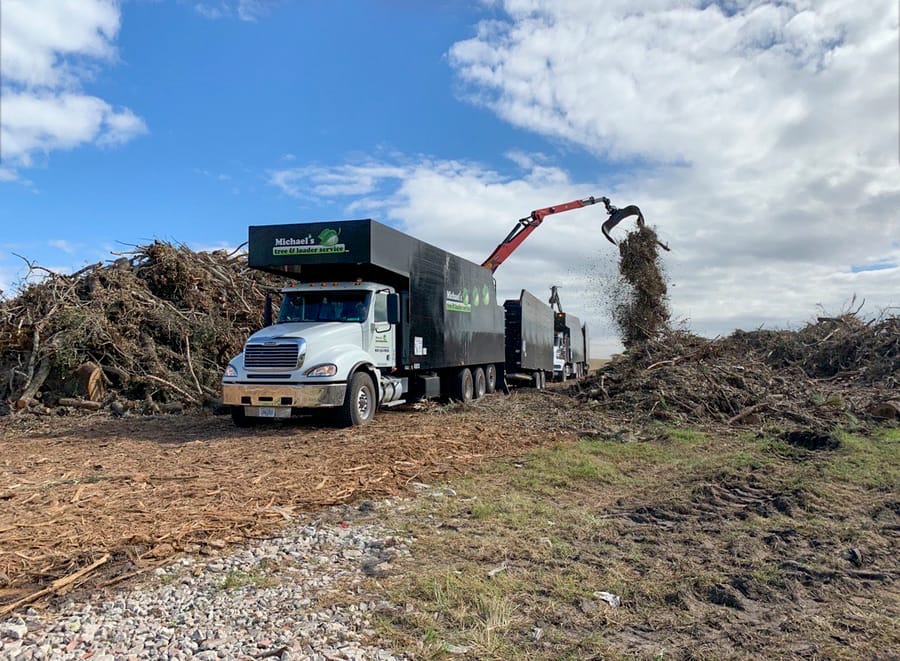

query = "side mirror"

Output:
[[386, 293, 400, 325], [263, 293, 273, 327]]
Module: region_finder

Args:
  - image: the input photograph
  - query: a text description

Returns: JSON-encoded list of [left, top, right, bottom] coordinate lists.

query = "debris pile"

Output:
[[0, 243, 287, 416], [612, 225, 670, 347], [572, 314, 899, 428]]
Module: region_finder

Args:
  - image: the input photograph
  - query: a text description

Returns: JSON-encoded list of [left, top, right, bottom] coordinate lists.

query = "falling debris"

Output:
[[612, 225, 671, 347]]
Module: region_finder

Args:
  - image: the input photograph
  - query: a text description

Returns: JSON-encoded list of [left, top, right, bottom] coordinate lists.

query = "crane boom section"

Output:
[[481, 196, 604, 272]]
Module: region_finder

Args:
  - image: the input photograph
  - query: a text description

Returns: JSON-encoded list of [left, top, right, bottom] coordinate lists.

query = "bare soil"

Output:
[[0, 394, 581, 602], [2, 391, 897, 659]]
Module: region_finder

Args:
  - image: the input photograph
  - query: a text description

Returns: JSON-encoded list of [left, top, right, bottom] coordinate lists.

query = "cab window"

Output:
[[373, 293, 388, 323], [278, 291, 371, 323]]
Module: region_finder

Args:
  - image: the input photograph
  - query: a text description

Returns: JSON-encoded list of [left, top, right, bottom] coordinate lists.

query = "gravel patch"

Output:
[[0, 503, 410, 660]]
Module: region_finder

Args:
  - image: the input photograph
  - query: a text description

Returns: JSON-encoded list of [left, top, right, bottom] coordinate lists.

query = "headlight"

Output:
[[304, 363, 338, 377], [223, 364, 238, 378]]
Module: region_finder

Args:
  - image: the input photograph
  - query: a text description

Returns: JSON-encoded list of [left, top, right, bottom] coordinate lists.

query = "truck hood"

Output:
[[248, 322, 361, 345]]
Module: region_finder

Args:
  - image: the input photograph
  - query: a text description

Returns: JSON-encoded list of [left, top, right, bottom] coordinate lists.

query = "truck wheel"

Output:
[[452, 368, 474, 403], [231, 406, 257, 428], [531, 371, 543, 390], [485, 364, 497, 394], [339, 372, 376, 426], [473, 367, 486, 399]]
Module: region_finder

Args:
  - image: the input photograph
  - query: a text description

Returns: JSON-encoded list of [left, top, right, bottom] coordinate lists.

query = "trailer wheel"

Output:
[[452, 368, 474, 403], [485, 364, 497, 394], [339, 372, 376, 427], [473, 367, 486, 399], [230, 406, 258, 428]]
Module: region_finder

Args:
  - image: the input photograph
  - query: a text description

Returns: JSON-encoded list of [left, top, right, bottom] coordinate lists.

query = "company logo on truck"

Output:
[[446, 283, 492, 313], [445, 289, 472, 313], [272, 228, 347, 256]]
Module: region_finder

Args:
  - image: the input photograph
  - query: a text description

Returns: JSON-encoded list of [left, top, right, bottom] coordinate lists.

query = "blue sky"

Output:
[[1, 0, 898, 355], [2, 2, 526, 242]]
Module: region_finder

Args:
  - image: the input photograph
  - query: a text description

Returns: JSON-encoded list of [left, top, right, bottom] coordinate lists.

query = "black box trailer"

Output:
[[504, 289, 553, 388], [248, 219, 506, 371], [225, 219, 510, 425]]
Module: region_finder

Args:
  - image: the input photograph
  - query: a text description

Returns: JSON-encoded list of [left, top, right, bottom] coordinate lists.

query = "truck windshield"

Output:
[[278, 291, 370, 323]]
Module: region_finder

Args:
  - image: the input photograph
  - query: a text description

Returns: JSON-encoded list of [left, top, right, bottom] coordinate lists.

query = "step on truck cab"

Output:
[[222, 219, 507, 426]]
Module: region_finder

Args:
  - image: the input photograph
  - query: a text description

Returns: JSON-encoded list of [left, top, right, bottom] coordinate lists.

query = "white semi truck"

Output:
[[222, 219, 509, 427]]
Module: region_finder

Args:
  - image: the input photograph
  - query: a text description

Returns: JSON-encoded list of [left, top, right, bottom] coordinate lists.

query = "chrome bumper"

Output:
[[222, 382, 347, 411]]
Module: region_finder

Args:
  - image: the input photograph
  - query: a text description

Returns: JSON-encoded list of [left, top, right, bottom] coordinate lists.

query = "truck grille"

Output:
[[245, 343, 301, 369]]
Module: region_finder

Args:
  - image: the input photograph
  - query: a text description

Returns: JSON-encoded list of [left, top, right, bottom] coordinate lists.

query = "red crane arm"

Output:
[[481, 195, 608, 272]]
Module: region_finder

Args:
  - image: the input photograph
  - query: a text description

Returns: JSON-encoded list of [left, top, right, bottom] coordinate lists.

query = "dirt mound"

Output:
[[570, 314, 899, 428], [612, 225, 670, 347], [0, 243, 287, 417]]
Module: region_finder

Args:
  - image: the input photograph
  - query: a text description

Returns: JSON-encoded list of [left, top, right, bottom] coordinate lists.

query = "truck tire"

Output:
[[473, 367, 486, 399], [452, 368, 474, 403], [231, 406, 257, 428], [485, 364, 497, 394], [339, 372, 376, 427], [531, 371, 543, 390]]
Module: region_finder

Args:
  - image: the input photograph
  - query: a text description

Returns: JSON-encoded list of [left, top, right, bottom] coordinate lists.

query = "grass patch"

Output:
[[373, 423, 900, 660], [824, 428, 900, 488], [218, 567, 277, 591]]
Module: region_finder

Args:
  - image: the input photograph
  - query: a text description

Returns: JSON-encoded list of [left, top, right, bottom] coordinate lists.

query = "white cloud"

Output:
[[0, 0, 146, 174], [193, 3, 228, 20], [2, 92, 146, 165], [270, 1, 898, 354], [48, 239, 77, 254], [0, 0, 120, 88], [192, 0, 278, 22], [269, 143, 899, 355], [0, 168, 24, 183], [236, 0, 274, 22], [271, 163, 410, 199], [439, 0, 899, 347]]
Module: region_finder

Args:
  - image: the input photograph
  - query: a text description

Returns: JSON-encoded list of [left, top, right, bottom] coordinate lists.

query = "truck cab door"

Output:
[[370, 292, 396, 368]]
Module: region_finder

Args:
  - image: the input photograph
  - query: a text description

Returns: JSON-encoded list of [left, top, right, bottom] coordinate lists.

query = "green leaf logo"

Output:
[[318, 228, 340, 246]]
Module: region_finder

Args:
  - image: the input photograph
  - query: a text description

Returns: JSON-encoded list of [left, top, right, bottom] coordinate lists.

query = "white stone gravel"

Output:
[[0, 503, 410, 661]]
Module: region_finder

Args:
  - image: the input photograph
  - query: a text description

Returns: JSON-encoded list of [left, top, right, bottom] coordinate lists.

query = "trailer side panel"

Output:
[[504, 290, 553, 372]]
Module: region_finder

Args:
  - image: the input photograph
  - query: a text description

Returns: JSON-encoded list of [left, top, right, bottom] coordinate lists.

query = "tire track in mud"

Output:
[[601, 471, 899, 658]]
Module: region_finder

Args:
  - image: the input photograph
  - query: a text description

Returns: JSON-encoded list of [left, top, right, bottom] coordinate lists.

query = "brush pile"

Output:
[[573, 313, 900, 428], [0, 243, 287, 417]]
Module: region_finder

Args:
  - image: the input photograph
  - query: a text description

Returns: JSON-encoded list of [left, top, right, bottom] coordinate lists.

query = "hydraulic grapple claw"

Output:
[[601, 204, 645, 246]]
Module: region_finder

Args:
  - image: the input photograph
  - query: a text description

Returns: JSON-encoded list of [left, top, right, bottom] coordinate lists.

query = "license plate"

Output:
[[258, 406, 276, 418]]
